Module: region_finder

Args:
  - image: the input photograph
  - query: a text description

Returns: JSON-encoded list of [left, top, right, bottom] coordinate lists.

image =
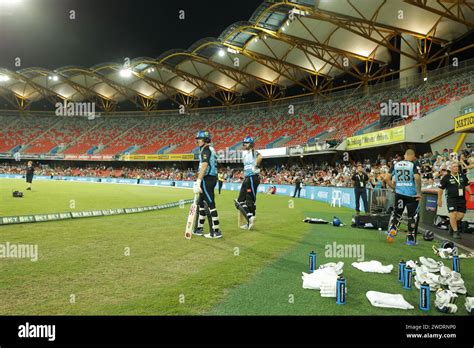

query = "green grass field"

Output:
[[0, 178, 472, 315]]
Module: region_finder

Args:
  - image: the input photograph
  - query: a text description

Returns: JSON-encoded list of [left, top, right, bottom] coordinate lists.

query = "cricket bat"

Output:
[[185, 194, 199, 239]]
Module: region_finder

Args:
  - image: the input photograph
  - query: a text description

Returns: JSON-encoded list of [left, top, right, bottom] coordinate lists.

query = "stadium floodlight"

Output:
[[218, 49, 225, 57], [227, 47, 239, 54], [281, 27, 286, 32], [423, 77, 428, 82], [52, 75, 59, 81], [290, 8, 308, 17], [119, 69, 132, 78], [0, 75, 10, 82]]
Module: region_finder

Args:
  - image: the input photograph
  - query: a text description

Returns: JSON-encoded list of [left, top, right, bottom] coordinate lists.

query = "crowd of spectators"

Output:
[[1, 147, 473, 188]]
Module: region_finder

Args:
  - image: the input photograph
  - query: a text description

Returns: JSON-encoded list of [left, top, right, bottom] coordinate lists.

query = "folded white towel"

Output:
[[302, 267, 339, 290], [318, 261, 344, 275], [352, 260, 393, 274], [366, 291, 414, 310], [320, 279, 337, 298]]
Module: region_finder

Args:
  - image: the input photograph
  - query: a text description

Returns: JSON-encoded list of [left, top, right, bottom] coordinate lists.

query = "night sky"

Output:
[[0, 0, 260, 70]]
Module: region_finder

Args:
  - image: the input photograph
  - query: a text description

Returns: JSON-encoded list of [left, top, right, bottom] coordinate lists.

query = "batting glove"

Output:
[[193, 179, 202, 194]]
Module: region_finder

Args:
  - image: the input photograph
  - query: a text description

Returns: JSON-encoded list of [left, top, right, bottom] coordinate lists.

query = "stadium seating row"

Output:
[[0, 71, 472, 155]]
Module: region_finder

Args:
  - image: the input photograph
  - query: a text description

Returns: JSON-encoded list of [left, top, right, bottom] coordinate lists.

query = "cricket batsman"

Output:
[[192, 130, 222, 239], [236, 136, 262, 230], [384, 149, 422, 245]]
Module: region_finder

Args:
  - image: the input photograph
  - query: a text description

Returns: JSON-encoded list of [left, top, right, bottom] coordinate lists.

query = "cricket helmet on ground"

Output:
[[423, 230, 434, 241], [440, 240, 454, 249]]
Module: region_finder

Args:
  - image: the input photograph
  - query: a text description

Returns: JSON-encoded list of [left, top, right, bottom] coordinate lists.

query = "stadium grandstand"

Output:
[[0, 64, 473, 156]]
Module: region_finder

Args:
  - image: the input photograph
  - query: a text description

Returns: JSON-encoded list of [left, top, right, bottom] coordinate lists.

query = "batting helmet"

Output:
[[423, 230, 434, 241], [440, 240, 455, 249], [243, 136, 254, 144], [196, 130, 211, 141]]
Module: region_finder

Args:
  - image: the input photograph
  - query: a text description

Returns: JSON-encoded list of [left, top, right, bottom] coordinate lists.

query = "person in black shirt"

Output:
[[352, 164, 369, 215], [293, 175, 302, 198], [438, 162, 471, 239], [26, 161, 34, 190]]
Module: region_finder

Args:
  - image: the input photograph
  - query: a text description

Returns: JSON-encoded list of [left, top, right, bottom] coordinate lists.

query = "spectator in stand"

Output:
[[433, 156, 444, 174], [459, 152, 469, 175]]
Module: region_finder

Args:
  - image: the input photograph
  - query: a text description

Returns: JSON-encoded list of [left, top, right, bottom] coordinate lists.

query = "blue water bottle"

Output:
[[309, 251, 316, 273], [398, 260, 406, 282], [403, 265, 413, 290], [452, 255, 460, 273], [419, 282, 430, 311], [336, 276, 346, 304]]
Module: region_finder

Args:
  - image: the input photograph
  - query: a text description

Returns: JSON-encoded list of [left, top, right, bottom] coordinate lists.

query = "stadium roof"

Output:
[[0, 0, 472, 111]]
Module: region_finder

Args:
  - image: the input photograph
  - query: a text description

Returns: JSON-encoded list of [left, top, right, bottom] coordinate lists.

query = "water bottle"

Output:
[[398, 260, 406, 282], [452, 255, 460, 273], [309, 251, 316, 273], [403, 265, 413, 290], [336, 276, 346, 305], [419, 282, 430, 311]]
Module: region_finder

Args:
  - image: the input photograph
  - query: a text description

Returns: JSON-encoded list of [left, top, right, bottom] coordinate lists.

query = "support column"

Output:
[[399, 34, 420, 88]]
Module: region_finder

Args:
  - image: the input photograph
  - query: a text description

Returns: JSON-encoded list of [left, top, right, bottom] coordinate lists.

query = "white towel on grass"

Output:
[[352, 260, 393, 274], [320, 279, 337, 297], [318, 261, 344, 275], [302, 267, 339, 290], [366, 291, 414, 310]]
